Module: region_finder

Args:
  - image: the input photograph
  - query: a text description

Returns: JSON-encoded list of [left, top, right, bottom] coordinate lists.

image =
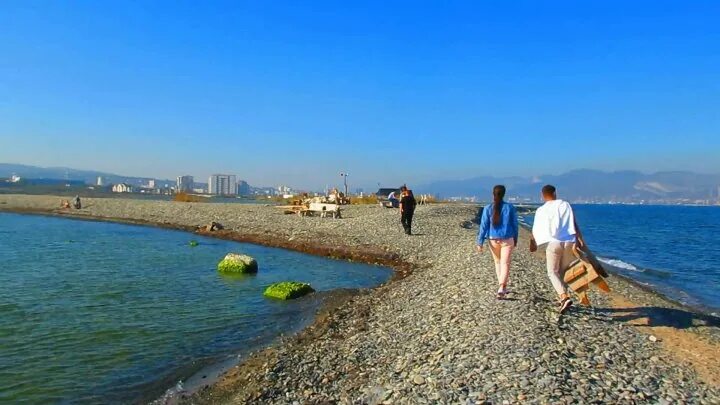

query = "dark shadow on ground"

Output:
[[594, 306, 720, 329]]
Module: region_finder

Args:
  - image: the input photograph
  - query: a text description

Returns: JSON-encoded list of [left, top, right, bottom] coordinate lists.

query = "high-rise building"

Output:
[[147, 179, 156, 189], [176, 175, 194, 193], [97, 176, 104, 186], [237, 180, 251, 196], [208, 174, 237, 195]]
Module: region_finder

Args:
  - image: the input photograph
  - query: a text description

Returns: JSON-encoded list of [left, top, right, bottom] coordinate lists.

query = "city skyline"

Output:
[[2, 162, 719, 202]]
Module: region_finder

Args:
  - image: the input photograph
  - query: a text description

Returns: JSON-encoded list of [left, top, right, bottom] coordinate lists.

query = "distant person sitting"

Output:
[[529, 184, 586, 314], [388, 191, 399, 208], [399, 186, 417, 235]]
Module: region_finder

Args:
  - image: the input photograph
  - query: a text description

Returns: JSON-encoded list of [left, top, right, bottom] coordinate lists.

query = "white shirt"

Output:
[[532, 199, 577, 245]]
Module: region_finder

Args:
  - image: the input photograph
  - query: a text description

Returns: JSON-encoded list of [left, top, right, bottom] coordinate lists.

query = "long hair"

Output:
[[492, 185, 506, 226]]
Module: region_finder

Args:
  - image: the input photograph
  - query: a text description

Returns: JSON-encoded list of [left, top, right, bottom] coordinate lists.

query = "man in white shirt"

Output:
[[530, 185, 585, 314]]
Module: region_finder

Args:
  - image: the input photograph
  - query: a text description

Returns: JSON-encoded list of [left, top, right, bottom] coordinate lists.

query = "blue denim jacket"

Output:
[[476, 202, 519, 245]]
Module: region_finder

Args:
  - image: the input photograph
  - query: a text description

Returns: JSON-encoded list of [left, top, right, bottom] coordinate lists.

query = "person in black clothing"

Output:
[[399, 186, 417, 235]]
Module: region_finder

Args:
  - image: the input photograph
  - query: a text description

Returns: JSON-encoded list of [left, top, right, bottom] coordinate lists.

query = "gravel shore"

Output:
[[1, 194, 719, 404]]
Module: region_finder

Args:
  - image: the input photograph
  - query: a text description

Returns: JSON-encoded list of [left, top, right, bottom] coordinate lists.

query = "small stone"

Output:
[[649, 335, 659, 342], [413, 375, 426, 385]]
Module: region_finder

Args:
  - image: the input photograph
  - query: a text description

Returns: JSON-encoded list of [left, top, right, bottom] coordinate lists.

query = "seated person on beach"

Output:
[[388, 191, 399, 208], [529, 184, 586, 314]]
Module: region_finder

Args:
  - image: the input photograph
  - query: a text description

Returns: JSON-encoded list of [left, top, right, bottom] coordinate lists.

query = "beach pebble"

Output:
[[4, 196, 717, 405]]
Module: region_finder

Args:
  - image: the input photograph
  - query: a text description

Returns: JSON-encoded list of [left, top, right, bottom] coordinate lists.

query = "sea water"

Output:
[[0, 213, 392, 403], [524, 204, 720, 313]]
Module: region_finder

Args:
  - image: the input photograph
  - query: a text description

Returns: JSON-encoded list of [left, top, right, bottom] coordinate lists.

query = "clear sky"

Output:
[[1, 1, 718, 190]]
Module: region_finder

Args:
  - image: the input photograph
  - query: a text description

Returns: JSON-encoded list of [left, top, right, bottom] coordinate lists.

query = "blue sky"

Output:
[[1, 1, 718, 190]]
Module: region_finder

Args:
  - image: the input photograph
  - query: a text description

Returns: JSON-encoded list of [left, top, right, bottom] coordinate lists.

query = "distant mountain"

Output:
[[0, 163, 174, 188], [418, 169, 720, 202]]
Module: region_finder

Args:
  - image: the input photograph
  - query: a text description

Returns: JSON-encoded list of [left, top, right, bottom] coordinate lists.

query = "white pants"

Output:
[[545, 241, 576, 297], [488, 238, 514, 288]]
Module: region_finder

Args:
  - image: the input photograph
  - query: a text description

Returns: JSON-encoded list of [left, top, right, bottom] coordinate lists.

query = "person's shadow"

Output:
[[594, 306, 720, 329]]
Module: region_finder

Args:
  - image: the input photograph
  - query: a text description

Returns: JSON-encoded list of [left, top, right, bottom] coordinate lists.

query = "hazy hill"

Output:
[[0, 163, 173, 187], [418, 169, 720, 202]]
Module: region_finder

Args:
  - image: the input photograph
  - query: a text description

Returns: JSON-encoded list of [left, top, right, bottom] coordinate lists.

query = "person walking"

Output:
[[476, 185, 519, 299], [399, 186, 417, 235], [529, 184, 586, 314]]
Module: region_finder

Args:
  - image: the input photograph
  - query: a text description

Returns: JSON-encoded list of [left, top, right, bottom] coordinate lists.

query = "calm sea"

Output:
[[0, 213, 392, 403], [523, 204, 720, 313]]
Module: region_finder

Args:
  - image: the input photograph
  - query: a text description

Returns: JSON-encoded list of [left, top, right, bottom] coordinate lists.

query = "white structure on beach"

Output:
[[112, 183, 133, 193], [176, 175, 194, 193], [208, 174, 237, 195]]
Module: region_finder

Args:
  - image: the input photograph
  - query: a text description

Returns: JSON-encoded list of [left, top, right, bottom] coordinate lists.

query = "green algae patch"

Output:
[[217, 253, 258, 274], [189, 240, 199, 247], [263, 282, 315, 300]]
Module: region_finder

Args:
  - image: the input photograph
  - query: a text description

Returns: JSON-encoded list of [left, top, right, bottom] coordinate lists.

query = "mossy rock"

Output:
[[217, 253, 258, 274], [189, 240, 199, 247], [263, 282, 315, 300]]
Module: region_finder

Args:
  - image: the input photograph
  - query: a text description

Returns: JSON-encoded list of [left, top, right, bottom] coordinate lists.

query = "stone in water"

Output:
[[263, 282, 315, 300], [217, 253, 258, 274]]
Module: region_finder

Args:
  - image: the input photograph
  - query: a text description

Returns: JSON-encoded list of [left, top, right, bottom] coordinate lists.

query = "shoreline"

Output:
[[0, 205, 415, 403], [3, 205, 715, 318], [516, 220, 719, 317], [1, 195, 718, 403], [0, 206, 414, 280]]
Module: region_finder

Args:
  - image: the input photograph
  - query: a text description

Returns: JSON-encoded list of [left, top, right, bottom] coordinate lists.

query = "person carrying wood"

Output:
[[529, 184, 586, 314]]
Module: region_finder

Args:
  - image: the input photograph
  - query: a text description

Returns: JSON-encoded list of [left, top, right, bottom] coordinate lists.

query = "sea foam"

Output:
[[598, 257, 640, 272]]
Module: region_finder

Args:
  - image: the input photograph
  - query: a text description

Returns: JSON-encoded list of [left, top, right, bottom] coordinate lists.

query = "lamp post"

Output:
[[340, 172, 349, 196]]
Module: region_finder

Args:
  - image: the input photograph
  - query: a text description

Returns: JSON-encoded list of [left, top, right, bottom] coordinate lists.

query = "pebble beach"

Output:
[[1, 194, 719, 404]]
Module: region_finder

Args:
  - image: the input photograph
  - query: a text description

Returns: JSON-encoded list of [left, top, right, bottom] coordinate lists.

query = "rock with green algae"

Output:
[[217, 253, 258, 274], [189, 240, 199, 247], [263, 282, 315, 300]]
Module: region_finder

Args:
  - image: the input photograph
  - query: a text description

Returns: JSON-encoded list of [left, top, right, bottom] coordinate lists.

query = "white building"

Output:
[[147, 179, 156, 189], [112, 183, 133, 193], [176, 175, 194, 193], [208, 174, 237, 195], [97, 176, 105, 186], [277, 185, 294, 195]]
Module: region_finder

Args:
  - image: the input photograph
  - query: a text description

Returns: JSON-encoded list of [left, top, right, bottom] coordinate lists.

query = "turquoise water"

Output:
[[0, 213, 392, 403]]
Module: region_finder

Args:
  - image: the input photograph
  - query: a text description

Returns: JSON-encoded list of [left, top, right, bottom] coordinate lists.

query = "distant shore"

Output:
[[1, 194, 718, 403]]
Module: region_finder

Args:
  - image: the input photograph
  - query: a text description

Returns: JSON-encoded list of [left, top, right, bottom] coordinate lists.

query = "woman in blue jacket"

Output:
[[476, 185, 519, 299]]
